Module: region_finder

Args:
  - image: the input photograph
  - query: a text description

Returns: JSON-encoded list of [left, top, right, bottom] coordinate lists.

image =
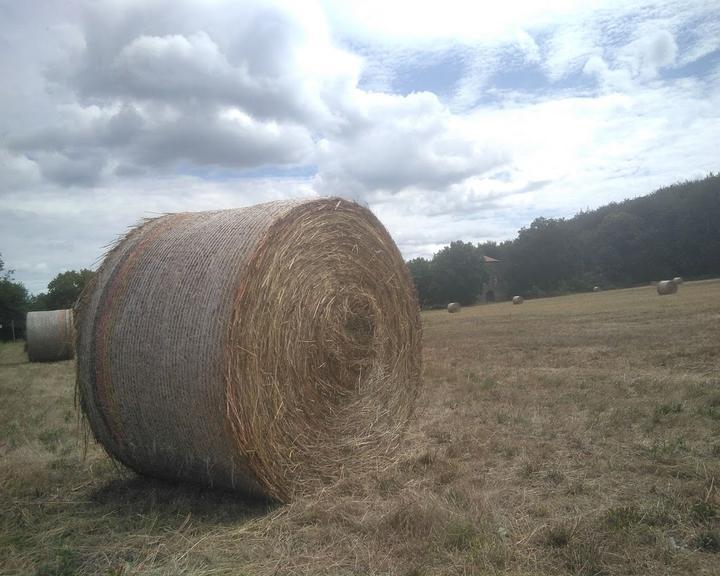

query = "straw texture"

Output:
[[447, 303, 461, 313], [657, 280, 678, 295], [26, 310, 74, 362], [75, 198, 422, 501]]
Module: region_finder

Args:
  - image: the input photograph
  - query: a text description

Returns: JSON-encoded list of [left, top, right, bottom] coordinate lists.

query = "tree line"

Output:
[[1, 173, 718, 336], [408, 173, 720, 307]]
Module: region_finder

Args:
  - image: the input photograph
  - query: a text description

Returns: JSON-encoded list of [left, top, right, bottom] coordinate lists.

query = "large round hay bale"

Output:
[[447, 302, 461, 313], [657, 280, 678, 295], [512, 296, 524, 305], [593, 286, 602, 292], [75, 198, 422, 501], [26, 309, 74, 362], [673, 276, 684, 284]]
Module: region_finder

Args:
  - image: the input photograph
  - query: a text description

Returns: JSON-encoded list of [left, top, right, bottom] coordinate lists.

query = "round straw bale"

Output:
[[657, 280, 678, 295], [447, 302, 461, 313], [512, 296, 524, 305], [593, 286, 602, 292], [75, 198, 422, 501], [673, 276, 684, 284], [26, 309, 74, 362]]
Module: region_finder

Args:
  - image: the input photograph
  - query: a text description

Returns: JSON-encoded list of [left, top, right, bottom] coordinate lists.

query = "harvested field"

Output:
[[2, 279, 719, 575]]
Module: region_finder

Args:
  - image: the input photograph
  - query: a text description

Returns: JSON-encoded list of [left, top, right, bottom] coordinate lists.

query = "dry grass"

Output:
[[2, 279, 719, 575]]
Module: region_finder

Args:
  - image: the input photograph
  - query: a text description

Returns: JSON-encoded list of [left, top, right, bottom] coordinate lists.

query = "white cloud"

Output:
[[322, 0, 593, 44], [617, 29, 678, 80], [315, 90, 508, 198], [1, 176, 317, 293]]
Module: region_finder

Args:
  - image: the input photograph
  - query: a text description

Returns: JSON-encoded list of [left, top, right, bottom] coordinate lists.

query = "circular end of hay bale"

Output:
[[673, 276, 684, 284], [447, 302, 461, 313], [512, 296, 524, 305], [657, 280, 678, 295], [76, 198, 422, 501], [26, 309, 74, 362]]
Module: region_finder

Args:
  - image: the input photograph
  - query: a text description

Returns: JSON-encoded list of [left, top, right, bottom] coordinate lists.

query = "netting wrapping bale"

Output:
[[75, 198, 422, 501], [657, 280, 678, 295], [673, 276, 684, 284], [26, 309, 74, 362], [512, 296, 524, 305], [447, 302, 461, 313]]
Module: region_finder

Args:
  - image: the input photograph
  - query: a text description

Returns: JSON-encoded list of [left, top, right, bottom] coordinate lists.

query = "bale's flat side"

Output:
[[26, 310, 74, 362], [447, 303, 461, 313], [76, 197, 422, 501], [512, 296, 524, 305], [657, 280, 678, 295], [226, 199, 422, 499]]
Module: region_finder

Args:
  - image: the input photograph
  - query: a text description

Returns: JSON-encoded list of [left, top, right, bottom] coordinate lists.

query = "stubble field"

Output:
[[1, 280, 719, 575]]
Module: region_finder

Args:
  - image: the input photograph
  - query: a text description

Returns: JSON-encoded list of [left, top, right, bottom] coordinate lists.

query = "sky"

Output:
[[1, 0, 718, 293]]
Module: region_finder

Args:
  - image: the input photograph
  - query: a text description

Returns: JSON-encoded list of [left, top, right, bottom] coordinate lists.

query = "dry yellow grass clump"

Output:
[[1, 279, 719, 575], [75, 198, 422, 502]]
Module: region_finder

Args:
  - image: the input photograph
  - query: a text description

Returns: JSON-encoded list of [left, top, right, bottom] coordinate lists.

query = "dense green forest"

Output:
[[409, 173, 720, 307]]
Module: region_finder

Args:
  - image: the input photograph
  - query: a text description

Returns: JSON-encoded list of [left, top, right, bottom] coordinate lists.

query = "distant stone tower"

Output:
[[480, 255, 507, 303]]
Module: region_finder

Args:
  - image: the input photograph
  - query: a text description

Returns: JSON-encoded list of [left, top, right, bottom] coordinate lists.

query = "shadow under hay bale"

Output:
[[76, 197, 422, 502], [447, 302, 461, 313], [657, 280, 678, 295], [512, 296, 524, 305], [91, 475, 277, 522], [26, 309, 74, 362]]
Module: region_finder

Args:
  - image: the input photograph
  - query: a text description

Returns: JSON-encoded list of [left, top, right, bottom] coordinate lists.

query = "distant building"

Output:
[[480, 255, 507, 303]]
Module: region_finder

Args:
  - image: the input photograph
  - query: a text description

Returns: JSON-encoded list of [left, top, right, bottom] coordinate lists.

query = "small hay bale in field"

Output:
[[673, 276, 684, 284], [657, 280, 678, 295], [75, 197, 422, 502], [447, 302, 461, 313], [593, 286, 602, 292], [512, 296, 524, 305], [26, 309, 74, 362]]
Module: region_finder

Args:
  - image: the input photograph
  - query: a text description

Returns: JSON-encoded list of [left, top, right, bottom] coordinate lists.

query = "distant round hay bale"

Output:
[[447, 302, 461, 313], [673, 276, 684, 284], [26, 309, 74, 362], [75, 198, 422, 501], [593, 286, 602, 292], [512, 296, 524, 305], [657, 280, 678, 295]]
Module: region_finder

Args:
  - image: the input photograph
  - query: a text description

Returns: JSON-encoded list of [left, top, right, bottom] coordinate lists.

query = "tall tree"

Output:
[[406, 257, 433, 307], [431, 241, 488, 305], [34, 269, 95, 310], [0, 254, 30, 341]]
